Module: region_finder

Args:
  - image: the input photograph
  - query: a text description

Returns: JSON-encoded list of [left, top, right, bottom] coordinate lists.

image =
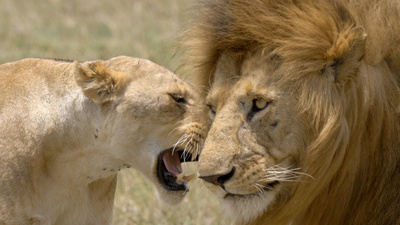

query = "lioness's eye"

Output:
[[170, 94, 187, 104], [253, 99, 269, 112]]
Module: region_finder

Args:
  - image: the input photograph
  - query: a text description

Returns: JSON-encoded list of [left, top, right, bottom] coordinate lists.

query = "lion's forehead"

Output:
[[210, 54, 286, 102]]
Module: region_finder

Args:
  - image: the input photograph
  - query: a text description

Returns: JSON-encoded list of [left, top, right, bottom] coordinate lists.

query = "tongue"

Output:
[[163, 152, 182, 176]]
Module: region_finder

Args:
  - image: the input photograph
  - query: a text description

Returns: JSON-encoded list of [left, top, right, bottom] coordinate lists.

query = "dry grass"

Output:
[[0, 0, 224, 224], [0, 0, 187, 70], [115, 165, 224, 225]]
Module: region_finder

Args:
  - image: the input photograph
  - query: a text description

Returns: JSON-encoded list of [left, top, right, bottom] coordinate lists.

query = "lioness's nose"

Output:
[[199, 167, 235, 188]]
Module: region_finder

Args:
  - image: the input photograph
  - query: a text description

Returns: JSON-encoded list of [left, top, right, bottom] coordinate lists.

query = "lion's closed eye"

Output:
[[208, 104, 216, 115]]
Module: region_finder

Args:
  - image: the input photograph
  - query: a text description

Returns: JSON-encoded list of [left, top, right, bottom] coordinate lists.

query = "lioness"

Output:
[[0, 56, 204, 224]]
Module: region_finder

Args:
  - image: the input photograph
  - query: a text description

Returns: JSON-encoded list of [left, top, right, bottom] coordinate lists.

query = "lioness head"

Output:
[[0, 56, 208, 223], [75, 56, 205, 204]]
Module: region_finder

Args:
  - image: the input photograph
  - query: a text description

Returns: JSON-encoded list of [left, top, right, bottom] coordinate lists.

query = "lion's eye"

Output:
[[209, 105, 216, 115], [253, 99, 269, 112]]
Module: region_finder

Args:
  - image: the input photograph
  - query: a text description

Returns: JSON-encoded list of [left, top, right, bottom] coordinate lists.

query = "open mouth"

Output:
[[156, 148, 199, 191]]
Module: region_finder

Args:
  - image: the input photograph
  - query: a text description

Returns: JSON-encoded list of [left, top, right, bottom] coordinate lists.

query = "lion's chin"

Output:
[[205, 182, 278, 224], [222, 192, 276, 224]]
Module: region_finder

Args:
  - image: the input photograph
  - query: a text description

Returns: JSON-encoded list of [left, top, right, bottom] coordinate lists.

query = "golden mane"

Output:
[[181, 0, 400, 224], [182, 0, 400, 88]]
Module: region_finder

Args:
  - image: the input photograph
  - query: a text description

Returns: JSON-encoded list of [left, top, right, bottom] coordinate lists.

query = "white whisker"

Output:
[[177, 134, 190, 146], [261, 165, 314, 184], [254, 183, 265, 194], [183, 134, 194, 153], [172, 134, 190, 155], [168, 126, 180, 136]]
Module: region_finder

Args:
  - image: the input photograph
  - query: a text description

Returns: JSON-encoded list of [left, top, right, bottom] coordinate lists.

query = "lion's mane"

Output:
[[181, 0, 400, 224]]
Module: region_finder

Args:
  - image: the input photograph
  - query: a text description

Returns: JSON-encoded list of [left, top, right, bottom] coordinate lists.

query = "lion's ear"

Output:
[[322, 26, 367, 82], [74, 61, 127, 104]]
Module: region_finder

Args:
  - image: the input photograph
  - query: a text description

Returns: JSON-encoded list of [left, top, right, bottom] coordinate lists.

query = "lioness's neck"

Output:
[[39, 94, 125, 186]]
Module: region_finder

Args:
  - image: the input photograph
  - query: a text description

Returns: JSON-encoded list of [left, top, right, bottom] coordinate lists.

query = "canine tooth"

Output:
[[176, 172, 185, 182], [191, 152, 198, 161], [184, 174, 195, 182]]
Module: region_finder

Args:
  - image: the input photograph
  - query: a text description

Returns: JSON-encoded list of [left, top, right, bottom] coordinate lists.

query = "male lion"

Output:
[[181, 0, 400, 224], [0, 56, 205, 224]]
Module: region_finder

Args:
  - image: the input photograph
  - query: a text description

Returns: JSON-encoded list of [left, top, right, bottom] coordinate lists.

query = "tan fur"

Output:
[[0, 56, 205, 224], [181, 0, 400, 224]]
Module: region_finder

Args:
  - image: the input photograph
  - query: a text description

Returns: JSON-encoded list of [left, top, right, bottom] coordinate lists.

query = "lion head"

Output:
[[181, 0, 400, 224]]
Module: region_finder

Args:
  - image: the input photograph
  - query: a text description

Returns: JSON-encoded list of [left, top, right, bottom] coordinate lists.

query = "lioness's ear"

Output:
[[322, 26, 367, 83], [74, 61, 127, 104]]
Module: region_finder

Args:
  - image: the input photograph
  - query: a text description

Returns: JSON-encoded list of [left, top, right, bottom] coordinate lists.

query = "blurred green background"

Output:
[[0, 0, 224, 224]]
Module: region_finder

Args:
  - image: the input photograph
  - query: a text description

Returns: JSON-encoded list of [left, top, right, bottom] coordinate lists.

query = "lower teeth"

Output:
[[184, 174, 195, 182], [177, 161, 198, 183], [176, 172, 196, 183], [176, 172, 185, 182]]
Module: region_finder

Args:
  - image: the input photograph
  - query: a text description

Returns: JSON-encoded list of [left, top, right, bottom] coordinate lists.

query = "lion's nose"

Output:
[[199, 167, 235, 188]]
